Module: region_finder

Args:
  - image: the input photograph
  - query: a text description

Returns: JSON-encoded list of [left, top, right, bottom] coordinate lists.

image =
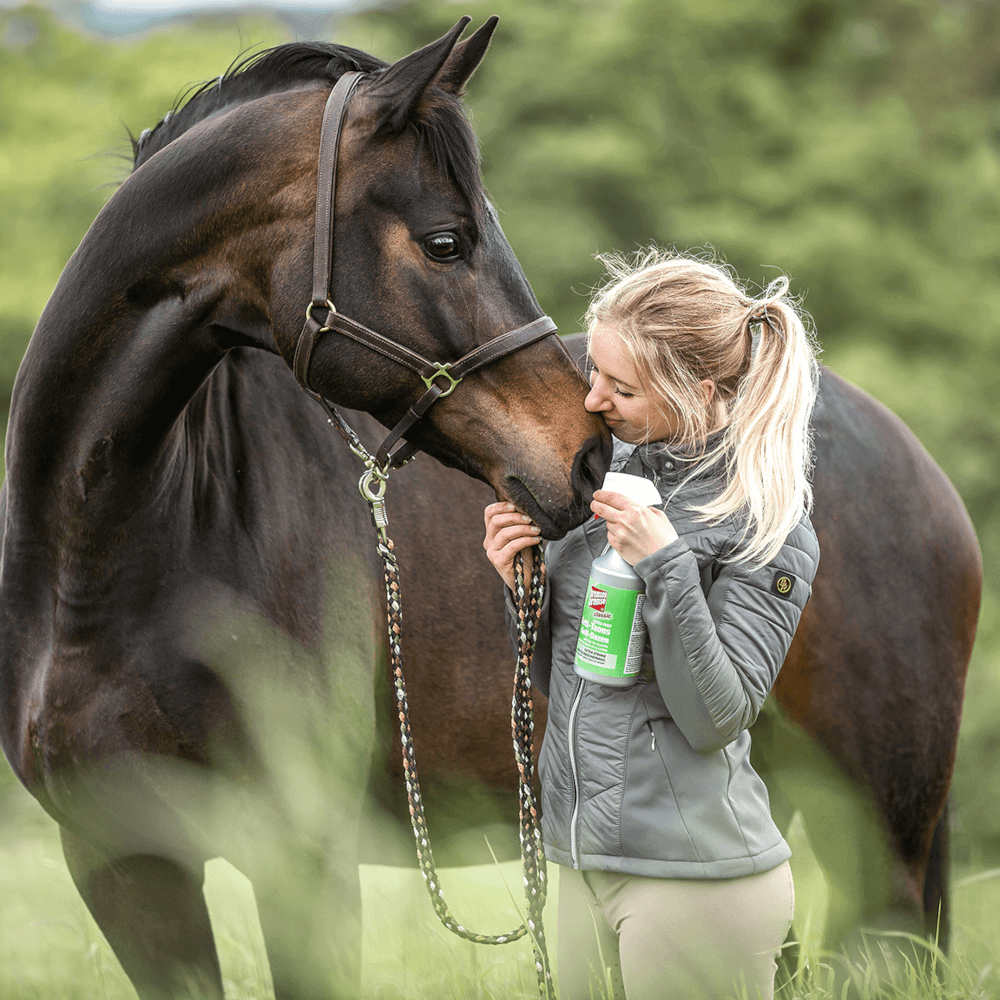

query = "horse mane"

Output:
[[131, 41, 485, 212]]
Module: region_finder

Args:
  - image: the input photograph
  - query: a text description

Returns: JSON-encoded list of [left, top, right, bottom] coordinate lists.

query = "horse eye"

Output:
[[423, 233, 460, 261]]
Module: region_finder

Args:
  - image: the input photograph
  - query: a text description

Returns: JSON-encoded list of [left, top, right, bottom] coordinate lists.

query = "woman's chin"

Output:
[[608, 425, 637, 443]]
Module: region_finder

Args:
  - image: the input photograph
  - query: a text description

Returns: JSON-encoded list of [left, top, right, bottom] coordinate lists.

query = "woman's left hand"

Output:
[[591, 490, 679, 566]]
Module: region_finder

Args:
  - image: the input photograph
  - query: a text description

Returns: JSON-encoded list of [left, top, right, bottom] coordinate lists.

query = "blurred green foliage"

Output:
[[1, 0, 999, 864]]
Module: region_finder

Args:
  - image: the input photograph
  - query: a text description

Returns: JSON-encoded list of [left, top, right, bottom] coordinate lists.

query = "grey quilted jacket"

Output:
[[510, 440, 820, 879]]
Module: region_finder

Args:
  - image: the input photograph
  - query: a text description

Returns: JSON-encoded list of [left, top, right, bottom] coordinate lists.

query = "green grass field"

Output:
[[2, 775, 998, 1000]]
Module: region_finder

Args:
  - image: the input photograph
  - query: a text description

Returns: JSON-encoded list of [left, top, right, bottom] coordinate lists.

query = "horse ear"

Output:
[[433, 15, 499, 94], [366, 16, 472, 131]]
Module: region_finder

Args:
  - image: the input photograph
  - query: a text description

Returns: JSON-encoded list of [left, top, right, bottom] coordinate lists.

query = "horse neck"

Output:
[[5, 103, 316, 543], [8, 284, 230, 541]]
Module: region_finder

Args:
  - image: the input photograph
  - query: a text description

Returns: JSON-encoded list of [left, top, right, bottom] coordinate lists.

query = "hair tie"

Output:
[[747, 275, 790, 326]]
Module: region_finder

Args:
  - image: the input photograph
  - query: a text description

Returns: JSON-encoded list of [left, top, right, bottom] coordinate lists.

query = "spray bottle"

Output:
[[573, 472, 663, 687]]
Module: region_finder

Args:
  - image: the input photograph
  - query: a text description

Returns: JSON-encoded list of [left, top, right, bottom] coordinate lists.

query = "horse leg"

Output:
[[241, 831, 362, 1000], [794, 776, 920, 950], [921, 799, 950, 952], [60, 826, 222, 1000], [752, 705, 923, 959]]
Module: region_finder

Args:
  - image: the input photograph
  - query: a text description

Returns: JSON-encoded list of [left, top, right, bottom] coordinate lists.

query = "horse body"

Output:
[[756, 366, 979, 949], [0, 21, 609, 1000]]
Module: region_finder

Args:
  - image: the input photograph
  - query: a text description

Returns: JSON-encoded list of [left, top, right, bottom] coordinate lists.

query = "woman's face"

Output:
[[584, 322, 678, 444]]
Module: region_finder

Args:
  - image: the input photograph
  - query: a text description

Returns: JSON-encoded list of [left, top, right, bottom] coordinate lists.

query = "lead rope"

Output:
[[511, 547, 553, 998], [311, 402, 555, 999]]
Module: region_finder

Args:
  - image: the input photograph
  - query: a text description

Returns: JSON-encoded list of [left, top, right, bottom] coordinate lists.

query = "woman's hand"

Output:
[[483, 502, 542, 591], [591, 490, 678, 565]]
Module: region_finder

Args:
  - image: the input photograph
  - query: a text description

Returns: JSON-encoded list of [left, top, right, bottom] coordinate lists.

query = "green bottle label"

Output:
[[574, 580, 646, 679]]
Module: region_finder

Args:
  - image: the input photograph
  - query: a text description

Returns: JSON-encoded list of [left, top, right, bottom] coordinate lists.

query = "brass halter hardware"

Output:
[[421, 362, 461, 398]]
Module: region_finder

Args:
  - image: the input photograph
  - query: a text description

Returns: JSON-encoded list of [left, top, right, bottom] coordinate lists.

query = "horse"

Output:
[[0, 19, 611, 1000], [360, 332, 981, 970]]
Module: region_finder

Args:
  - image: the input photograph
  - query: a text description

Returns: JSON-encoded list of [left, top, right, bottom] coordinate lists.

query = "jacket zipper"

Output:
[[646, 720, 656, 752], [567, 678, 585, 868]]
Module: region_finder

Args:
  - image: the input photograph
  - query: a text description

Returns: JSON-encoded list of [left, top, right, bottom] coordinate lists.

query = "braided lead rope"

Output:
[[377, 536, 556, 967], [302, 398, 555, 996], [378, 536, 523, 942], [512, 549, 554, 998]]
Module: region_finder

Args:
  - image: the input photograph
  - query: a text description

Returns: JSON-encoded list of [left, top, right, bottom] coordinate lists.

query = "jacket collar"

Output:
[[610, 429, 729, 490]]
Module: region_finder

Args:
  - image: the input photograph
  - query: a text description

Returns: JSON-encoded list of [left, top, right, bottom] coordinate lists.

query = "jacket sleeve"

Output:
[[634, 516, 819, 754], [504, 580, 553, 697]]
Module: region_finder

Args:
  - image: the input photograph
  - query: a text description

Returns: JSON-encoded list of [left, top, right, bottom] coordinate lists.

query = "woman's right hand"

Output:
[[483, 502, 542, 592]]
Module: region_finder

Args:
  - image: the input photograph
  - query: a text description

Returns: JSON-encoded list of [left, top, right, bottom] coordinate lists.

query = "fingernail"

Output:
[[531, 526, 541, 534], [521, 514, 531, 522]]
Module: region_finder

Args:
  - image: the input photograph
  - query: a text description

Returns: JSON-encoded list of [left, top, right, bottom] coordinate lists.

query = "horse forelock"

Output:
[[130, 42, 388, 170], [406, 90, 487, 223]]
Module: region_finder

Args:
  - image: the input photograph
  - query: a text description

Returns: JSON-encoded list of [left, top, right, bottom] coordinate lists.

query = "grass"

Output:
[[1, 780, 998, 1000]]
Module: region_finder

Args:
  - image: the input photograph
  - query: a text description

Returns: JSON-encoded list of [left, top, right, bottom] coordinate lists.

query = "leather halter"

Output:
[[294, 70, 559, 470]]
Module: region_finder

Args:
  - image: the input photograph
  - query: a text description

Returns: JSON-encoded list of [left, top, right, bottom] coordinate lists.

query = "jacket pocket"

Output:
[[620, 711, 703, 863]]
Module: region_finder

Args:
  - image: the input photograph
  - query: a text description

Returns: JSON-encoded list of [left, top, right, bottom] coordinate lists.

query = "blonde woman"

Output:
[[484, 250, 821, 1000]]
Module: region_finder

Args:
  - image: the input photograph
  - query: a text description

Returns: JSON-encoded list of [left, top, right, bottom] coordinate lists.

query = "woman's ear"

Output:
[[700, 379, 716, 406]]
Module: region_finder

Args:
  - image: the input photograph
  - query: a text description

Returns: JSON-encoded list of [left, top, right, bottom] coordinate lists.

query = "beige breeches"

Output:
[[556, 861, 794, 1000]]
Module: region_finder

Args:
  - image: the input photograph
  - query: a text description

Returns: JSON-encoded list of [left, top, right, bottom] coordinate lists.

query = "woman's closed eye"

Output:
[[591, 363, 635, 398]]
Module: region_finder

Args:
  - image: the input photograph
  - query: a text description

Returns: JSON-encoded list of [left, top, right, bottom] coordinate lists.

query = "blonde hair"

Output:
[[585, 248, 821, 568]]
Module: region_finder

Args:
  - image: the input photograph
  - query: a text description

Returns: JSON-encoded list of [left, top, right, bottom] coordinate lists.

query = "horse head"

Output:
[[273, 17, 610, 537], [122, 18, 609, 538], [10, 20, 608, 543]]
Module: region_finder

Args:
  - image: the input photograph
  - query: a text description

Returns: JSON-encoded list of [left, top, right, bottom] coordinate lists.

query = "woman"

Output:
[[484, 250, 821, 1000]]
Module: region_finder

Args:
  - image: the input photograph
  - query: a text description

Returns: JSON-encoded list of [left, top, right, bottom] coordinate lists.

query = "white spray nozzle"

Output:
[[601, 472, 662, 507]]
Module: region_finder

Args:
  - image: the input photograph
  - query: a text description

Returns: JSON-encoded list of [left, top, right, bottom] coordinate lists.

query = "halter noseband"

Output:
[[294, 70, 559, 470]]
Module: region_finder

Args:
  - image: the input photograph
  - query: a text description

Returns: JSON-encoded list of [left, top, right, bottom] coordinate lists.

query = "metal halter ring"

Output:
[[305, 299, 337, 326], [421, 362, 461, 398]]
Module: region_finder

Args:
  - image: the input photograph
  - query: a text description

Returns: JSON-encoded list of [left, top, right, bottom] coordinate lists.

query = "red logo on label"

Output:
[[588, 586, 607, 613]]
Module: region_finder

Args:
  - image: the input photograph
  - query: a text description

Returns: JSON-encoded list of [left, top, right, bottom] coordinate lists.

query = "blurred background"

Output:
[[1, 0, 998, 993]]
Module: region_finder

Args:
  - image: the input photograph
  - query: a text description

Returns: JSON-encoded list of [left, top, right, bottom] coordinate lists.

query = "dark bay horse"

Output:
[[362, 334, 981, 965], [0, 20, 610, 1000]]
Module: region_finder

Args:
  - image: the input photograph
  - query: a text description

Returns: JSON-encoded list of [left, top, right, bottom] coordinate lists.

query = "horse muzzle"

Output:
[[503, 431, 610, 540]]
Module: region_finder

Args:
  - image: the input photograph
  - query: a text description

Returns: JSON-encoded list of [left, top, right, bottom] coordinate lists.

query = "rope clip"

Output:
[[359, 468, 389, 540]]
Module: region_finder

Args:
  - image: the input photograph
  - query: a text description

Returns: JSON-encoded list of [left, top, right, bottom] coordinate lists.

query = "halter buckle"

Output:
[[422, 363, 461, 398]]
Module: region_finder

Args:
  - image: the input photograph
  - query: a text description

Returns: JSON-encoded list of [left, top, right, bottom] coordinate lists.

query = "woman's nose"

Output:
[[585, 378, 612, 412]]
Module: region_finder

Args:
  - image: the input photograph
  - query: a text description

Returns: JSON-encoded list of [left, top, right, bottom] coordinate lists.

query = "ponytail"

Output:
[[698, 276, 821, 566]]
